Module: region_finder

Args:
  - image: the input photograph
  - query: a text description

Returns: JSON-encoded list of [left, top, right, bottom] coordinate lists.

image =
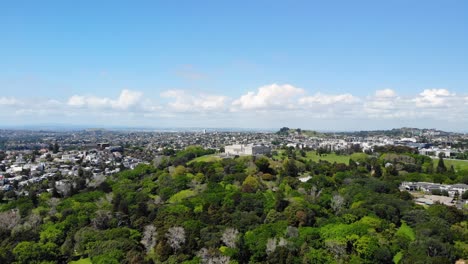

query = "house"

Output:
[[225, 144, 271, 156], [450, 184, 468, 195]]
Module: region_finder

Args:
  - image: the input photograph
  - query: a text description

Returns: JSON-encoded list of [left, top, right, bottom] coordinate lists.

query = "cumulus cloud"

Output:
[[0, 97, 20, 106], [161, 90, 228, 112], [67, 89, 143, 110], [413, 89, 454, 108], [1, 85, 468, 130], [364, 89, 400, 114], [375, 89, 396, 98], [232, 84, 304, 110], [299, 93, 358, 106]]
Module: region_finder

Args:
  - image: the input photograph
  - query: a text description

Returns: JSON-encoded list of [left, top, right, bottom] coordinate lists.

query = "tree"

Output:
[[197, 248, 231, 264], [325, 239, 347, 262], [242, 175, 261, 193], [91, 210, 112, 230], [462, 190, 468, 200], [221, 228, 239, 248], [266, 238, 277, 255], [53, 142, 60, 153], [331, 194, 345, 213], [29, 190, 39, 207], [437, 155, 447, 173], [283, 158, 298, 177], [277, 127, 290, 135], [286, 226, 298, 238], [141, 225, 157, 253], [255, 157, 271, 174], [13, 241, 58, 264], [0, 209, 21, 231], [374, 165, 382, 178], [165, 226, 186, 252]]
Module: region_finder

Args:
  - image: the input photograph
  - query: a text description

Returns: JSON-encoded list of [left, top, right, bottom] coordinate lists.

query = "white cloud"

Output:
[[67, 95, 86, 107], [413, 89, 454, 108], [0, 97, 20, 106], [365, 90, 399, 113], [299, 93, 358, 106], [161, 90, 228, 112], [375, 89, 396, 98], [232, 84, 304, 110], [113, 89, 143, 109], [67, 89, 142, 110], [1, 85, 468, 130]]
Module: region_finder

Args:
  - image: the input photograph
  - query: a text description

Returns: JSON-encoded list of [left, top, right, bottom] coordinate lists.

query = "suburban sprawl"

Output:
[[0, 127, 467, 263], [1, 127, 468, 198]]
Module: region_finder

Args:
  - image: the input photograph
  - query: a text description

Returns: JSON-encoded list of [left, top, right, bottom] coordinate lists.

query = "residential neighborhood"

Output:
[[0, 127, 467, 199], [401, 181, 468, 208]]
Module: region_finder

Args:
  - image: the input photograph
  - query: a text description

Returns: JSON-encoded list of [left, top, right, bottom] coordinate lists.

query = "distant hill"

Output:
[[276, 127, 324, 137], [276, 127, 463, 138]]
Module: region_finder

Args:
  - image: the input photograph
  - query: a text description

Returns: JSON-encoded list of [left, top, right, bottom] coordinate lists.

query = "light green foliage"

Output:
[[173, 165, 186, 176], [320, 222, 369, 240], [263, 190, 276, 211], [393, 251, 403, 264], [451, 221, 468, 241], [188, 154, 221, 164], [454, 241, 468, 259], [91, 249, 124, 264], [396, 221, 415, 241], [13, 241, 58, 264], [353, 235, 379, 259], [359, 215, 383, 230], [40, 223, 65, 244], [303, 248, 335, 263], [193, 204, 203, 213], [168, 189, 196, 203], [242, 175, 261, 192], [350, 152, 369, 163], [164, 204, 191, 214], [69, 258, 92, 264]]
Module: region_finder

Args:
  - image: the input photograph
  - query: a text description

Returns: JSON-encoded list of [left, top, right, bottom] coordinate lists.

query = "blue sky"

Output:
[[1, 0, 468, 131]]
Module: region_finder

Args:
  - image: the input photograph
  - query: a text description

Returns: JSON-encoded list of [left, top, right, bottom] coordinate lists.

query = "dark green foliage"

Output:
[[462, 190, 468, 200], [0, 148, 466, 263], [437, 156, 447, 173]]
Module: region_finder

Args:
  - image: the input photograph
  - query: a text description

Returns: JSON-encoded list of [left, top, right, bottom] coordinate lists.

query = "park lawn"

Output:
[[274, 150, 368, 165], [434, 158, 468, 171], [306, 151, 350, 164], [69, 258, 92, 264], [306, 151, 367, 165], [188, 154, 222, 164]]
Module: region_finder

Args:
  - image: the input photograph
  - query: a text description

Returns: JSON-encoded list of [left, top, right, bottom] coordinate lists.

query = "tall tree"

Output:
[[437, 155, 447, 173]]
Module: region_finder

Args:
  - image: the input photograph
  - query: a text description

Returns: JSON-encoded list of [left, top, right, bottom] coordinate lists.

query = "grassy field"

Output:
[[188, 154, 222, 164], [69, 258, 92, 264], [434, 158, 468, 171], [305, 152, 351, 164], [305, 152, 368, 165]]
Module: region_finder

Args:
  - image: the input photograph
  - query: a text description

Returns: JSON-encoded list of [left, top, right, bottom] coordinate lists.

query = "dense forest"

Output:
[[0, 146, 467, 264]]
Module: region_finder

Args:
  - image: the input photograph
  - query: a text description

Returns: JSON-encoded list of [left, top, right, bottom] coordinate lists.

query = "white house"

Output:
[[225, 144, 271, 156]]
